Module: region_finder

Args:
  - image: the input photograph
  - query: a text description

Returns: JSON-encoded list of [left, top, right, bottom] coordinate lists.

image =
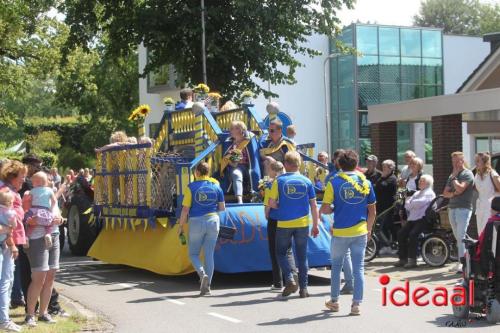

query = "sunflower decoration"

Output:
[[241, 90, 255, 105], [193, 83, 210, 94], [128, 104, 151, 122], [163, 97, 175, 105], [241, 90, 254, 98]]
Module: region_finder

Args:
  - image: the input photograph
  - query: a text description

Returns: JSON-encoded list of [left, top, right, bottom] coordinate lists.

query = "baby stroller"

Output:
[[452, 218, 500, 323]]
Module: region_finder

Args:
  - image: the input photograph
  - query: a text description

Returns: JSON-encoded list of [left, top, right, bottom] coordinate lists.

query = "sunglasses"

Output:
[[269, 129, 277, 133]]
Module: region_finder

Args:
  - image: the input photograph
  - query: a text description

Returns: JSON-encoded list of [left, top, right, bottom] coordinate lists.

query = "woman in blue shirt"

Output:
[[179, 162, 225, 296]]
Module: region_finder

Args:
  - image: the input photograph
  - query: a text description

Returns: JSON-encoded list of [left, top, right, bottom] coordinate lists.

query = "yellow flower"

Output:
[[338, 172, 370, 196], [129, 104, 151, 121], [208, 92, 222, 99], [241, 90, 254, 98], [194, 83, 210, 93], [163, 97, 175, 105]]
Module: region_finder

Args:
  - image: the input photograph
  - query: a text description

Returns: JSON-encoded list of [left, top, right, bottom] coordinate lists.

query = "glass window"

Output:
[[401, 84, 421, 100], [359, 138, 372, 165], [380, 83, 401, 104], [422, 30, 442, 58], [340, 26, 354, 46], [423, 85, 443, 97], [338, 56, 354, 85], [422, 58, 443, 85], [397, 123, 412, 164], [379, 56, 401, 83], [493, 137, 500, 154], [476, 137, 489, 154], [357, 56, 379, 83], [339, 112, 355, 149], [356, 25, 378, 55], [401, 57, 421, 84], [331, 85, 339, 112], [401, 29, 421, 57], [425, 122, 433, 164], [379, 27, 400, 56], [339, 85, 354, 112], [330, 58, 339, 85], [358, 83, 380, 110]]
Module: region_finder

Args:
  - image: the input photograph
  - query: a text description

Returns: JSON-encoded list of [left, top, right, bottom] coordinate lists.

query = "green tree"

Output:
[[414, 0, 500, 35], [61, 0, 354, 99]]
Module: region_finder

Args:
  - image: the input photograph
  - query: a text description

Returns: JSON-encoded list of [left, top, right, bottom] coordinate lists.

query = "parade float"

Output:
[[70, 85, 332, 275]]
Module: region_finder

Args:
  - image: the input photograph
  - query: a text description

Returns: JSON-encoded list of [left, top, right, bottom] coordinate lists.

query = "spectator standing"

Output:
[[0, 160, 27, 332], [268, 151, 319, 298], [474, 152, 500, 234], [443, 151, 475, 273], [398, 150, 416, 188], [364, 155, 382, 185], [321, 150, 376, 316], [375, 160, 398, 255]]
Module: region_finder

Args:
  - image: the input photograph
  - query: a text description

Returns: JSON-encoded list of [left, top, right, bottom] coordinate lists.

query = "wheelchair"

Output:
[[452, 220, 500, 324]]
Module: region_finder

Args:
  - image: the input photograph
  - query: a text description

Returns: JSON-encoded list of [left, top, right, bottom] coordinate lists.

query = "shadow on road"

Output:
[[257, 310, 351, 326]]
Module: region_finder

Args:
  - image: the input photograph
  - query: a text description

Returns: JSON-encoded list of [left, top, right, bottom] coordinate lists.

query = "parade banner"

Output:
[[214, 204, 332, 273]]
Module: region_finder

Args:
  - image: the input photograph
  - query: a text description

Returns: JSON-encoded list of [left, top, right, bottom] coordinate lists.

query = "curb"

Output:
[[59, 293, 115, 332]]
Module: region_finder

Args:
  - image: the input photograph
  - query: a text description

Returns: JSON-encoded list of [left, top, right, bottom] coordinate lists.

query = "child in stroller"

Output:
[[452, 196, 500, 323]]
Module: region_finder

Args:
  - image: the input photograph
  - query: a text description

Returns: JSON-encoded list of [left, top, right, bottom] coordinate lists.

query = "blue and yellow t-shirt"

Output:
[[268, 172, 316, 228], [323, 171, 376, 237], [182, 177, 224, 218], [263, 180, 279, 220]]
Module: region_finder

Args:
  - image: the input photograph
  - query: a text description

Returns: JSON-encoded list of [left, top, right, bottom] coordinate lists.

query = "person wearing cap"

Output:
[[364, 155, 381, 185]]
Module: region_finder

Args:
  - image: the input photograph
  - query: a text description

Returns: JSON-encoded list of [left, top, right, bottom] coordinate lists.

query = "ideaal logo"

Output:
[[379, 275, 474, 307]]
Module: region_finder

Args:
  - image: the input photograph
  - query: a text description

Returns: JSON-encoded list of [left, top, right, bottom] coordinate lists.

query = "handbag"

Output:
[[218, 212, 237, 240]]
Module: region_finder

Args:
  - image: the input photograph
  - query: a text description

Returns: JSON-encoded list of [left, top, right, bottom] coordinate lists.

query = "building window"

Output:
[[356, 25, 378, 55], [379, 56, 401, 83], [401, 29, 421, 57], [401, 57, 421, 84], [397, 123, 412, 165], [422, 30, 442, 58], [422, 58, 443, 85], [475, 137, 489, 153], [358, 56, 379, 83], [146, 49, 180, 93], [379, 27, 400, 56], [425, 122, 433, 164]]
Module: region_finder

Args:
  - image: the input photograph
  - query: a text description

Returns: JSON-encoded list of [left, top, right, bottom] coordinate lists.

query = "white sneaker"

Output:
[[0, 320, 22, 332]]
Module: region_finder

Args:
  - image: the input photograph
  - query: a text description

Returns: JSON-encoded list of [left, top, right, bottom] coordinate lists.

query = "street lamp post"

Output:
[[323, 53, 341, 157], [201, 0, 207, 84]]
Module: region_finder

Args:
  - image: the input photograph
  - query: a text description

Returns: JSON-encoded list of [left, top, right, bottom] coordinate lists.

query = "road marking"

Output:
[[207, 312, 242, 323], [85, 274, 104, 280], [162, 297, 185, 305], [117, 283, 136, 289]]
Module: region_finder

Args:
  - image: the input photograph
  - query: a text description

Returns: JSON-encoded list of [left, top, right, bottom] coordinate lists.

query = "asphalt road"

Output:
[[55, 248, 500, 333]]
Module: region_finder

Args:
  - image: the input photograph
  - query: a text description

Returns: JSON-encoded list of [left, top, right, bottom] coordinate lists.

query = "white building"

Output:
[[139, 28, 490, 163]]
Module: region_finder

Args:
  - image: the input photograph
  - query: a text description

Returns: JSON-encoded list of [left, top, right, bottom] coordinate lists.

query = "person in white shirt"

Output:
[[398, 150, 416, 188], [474, 152, 500, 234]]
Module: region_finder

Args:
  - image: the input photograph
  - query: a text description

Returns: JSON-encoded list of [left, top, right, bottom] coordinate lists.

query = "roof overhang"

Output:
[[367, 87, 500, 124]]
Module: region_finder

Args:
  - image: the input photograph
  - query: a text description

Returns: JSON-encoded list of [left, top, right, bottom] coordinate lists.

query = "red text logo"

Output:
[[379, 274, 474, 307]]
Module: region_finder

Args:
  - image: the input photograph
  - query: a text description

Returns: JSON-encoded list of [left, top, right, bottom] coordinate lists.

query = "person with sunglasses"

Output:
[[259, 119, 296, 176]]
